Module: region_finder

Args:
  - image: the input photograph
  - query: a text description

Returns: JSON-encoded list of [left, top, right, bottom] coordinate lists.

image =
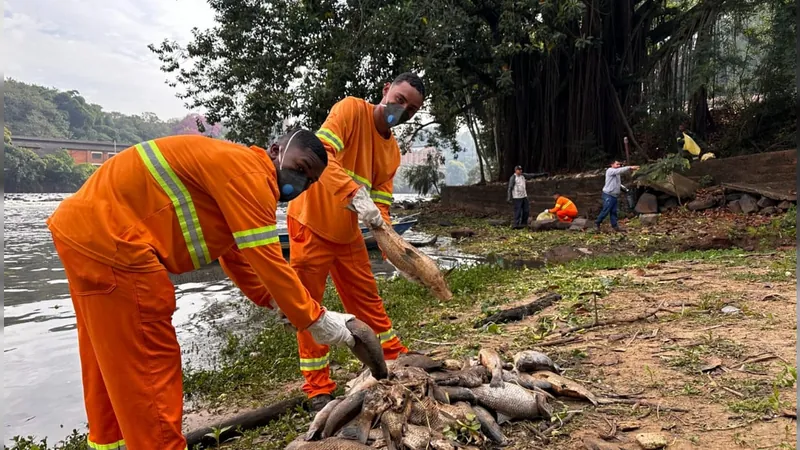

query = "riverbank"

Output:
[[8, 203, 797, 450]]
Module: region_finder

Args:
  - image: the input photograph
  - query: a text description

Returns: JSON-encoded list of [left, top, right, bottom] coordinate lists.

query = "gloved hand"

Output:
[[350, 186, 383, 229], [543, 209, 549, 214], [307, 309, 356, 348]]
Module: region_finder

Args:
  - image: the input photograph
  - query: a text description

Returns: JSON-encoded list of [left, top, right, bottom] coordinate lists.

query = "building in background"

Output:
[[13, 136, 131, 167]]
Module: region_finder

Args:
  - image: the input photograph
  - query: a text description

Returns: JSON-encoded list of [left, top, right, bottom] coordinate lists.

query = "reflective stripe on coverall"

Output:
[[46, 136, 323, 450], [287, 97, 407, 397], [548, 196, 578, 222]]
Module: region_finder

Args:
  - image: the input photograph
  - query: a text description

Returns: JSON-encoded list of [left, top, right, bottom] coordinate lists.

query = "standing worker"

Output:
[[594, 160, 640, 232], [46, 132, 362, 450], [507, 165, 548, 228], [287, 73, 425, 410], [546, 191, 578, 222]]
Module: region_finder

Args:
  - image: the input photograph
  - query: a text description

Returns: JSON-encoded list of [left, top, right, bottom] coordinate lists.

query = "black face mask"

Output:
[[276, 168, 308, 202], [381, 102, 410, 128]]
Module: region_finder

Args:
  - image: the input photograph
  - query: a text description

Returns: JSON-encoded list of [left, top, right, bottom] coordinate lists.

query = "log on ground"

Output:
[[475, 293, 562, 328]]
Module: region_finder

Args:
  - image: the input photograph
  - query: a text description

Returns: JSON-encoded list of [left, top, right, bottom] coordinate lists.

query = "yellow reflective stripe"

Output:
[[87, 438, 126, 450], [316, 128, 344, 152], [377, 329, 397, 345], [299, 353, 330, 371], [371, 189, 393, 206], [136, 140, 210, 269], [561, 200, 574, 210], [344, 169, 372, 188], [233, 225, 279, 249]]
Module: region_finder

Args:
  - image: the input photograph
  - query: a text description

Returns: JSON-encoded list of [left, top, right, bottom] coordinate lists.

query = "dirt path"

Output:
[[461, 259, 797, 449]]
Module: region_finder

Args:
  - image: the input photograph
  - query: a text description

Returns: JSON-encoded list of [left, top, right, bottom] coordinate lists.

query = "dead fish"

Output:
[[286, 437, 374, 450], [340, 387, 390, 444], [347, 319, 388, 380], [437, 401, 476, 426], [472, 382, 553, 423], [408, 397, 446, 429], [473, 405, 507, 444], [306, 398, 344, 440], [322, 390, 367, 439], [395, 352, 443, 372], [513, 350, 559, 373], [530, 370, 598, 405], [441, 359, 465, 371], [402, 424, 435, 450], [438, 386, 477, 404], [366, 428, 383, 444], [371, 222, 453, 301], [479, 348, 504, 388], [430, 383, 450, 404], [430, 440, 457, 450], [502, 370, 555, 399], [431, 365, 489, 388]]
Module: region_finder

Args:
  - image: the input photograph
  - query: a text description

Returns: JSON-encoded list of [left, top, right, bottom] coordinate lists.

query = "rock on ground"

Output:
[[660, 197, 679, 210], [450, 228, 476, 239], [569, 218, 590, 231], [757, 196, 777, 208], [777, 200, 793, 210], [728, 200, 742, 214], [530, 219, 571, 231], [639, 213, 660, 226], [687, 197, 717, 211], [635, 193, 659, 214], [760, 206, 779, 215], [635, 432, 668, 449], [738, 194, 759, 214]]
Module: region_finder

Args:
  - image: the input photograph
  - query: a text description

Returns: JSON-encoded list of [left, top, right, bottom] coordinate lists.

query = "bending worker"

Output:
[[46, 131, 359, 450], [287, 72, 426, 410], [546, 191, 578, 222]]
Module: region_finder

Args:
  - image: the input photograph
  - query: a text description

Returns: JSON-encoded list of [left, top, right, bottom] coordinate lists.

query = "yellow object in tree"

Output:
[[682, 132, 702, 156], [536, 211, 556, 221], [701, 152, 716, 161]]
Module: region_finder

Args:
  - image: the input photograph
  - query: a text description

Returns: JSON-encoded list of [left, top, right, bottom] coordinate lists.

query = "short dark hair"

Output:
[[281, 129, 328, 166], [393, 72, 425, 98], [553, 191, 560, 196], [515, 165, 523, 170]]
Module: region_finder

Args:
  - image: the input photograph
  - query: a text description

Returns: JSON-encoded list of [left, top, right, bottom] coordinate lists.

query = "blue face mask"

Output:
[[276, 131, 309, 202]]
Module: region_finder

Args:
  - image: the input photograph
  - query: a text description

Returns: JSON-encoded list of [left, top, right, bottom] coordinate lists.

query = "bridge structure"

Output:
[[13, 136, 135, 166]]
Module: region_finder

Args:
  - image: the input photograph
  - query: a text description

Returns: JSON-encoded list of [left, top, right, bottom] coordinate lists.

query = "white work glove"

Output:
[[307, 309, 356, 348], [543, 209, 549, 214], [349, 186, 384, 229]]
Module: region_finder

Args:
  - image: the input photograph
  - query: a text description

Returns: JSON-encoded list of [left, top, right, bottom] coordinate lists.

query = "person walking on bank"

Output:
[[507, 165, 548, 228], [594, 160, 639, 232]]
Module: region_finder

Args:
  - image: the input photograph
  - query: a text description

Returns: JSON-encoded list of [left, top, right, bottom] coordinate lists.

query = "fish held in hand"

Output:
[[371, 222, 453, 301], [346, 319, 388, 380], [513, 350, 560, 374], [306, 398, 344, 441], [472, 382, 553, 423], [479, 348, 505, 388]]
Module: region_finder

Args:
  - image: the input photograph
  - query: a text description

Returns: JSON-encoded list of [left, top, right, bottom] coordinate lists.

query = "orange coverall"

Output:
[[549, 196, 578, 222], [46, 135, 323, 450], [287, 96, 407, 397]]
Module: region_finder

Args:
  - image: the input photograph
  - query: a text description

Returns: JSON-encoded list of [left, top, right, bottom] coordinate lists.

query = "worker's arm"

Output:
[[371, 174, 395, 226], [548, 198, 561, 214], [506, 175, 514, 202], [315, 97, 363, 206], [218, 246, 273, 308], [606, 167, 632, 176], [213, 172, 322, 331], [523, 172, 548, 180]]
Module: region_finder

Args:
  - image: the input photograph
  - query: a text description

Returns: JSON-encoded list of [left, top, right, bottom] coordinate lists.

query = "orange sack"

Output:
[[47, 135, 323, 450], [287, 97, 408, 398]]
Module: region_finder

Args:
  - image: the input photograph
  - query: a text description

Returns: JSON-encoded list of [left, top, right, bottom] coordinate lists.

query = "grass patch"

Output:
[[4, 430, 87, 450]]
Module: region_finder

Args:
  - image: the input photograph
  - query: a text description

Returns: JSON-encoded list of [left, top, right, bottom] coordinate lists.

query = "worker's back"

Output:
[[47, 135, 279, 274]]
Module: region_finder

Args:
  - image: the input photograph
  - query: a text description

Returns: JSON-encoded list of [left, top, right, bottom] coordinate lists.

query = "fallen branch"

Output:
[[538, 336, 583, 347], [560, 303, 676, 335], [184, 396, 305, 448], [699, 418, 759, 432], [475, 293, 562, 328], [656, 275, 692, 282], [410, 338, 456, 346], [596, 397, 689, 413], [542, 411, 580, 435]]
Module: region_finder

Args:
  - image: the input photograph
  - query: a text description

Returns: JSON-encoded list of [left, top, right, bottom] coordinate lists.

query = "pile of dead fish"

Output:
[[286, 349, 598, 449]]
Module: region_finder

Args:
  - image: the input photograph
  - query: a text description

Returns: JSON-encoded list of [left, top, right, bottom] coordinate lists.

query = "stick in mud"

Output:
[[475, 292, 562, 328]]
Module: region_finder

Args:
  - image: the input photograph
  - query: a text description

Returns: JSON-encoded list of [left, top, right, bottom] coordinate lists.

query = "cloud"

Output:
[[5, 0, 216, 120]]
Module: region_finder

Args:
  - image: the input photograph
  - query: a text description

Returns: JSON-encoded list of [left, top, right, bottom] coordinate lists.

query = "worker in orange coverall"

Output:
[[546, 191, 579, 222], [287, 72, 426, 410], [46, 131, 363, 450]]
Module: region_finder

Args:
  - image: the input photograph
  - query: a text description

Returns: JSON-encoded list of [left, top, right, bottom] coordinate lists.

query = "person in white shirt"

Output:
[[594, 160, 639, 232], [506, 165, 548, 228]]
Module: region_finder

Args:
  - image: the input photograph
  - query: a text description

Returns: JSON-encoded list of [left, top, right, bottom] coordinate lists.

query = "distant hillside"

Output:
[[3, 78, 223, 143]]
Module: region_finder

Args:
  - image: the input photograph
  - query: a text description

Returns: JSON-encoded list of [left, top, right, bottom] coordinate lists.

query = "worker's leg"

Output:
[[287, 218, 338, 398], [521, 198, 530, 225], [556, 210, 573, 223], [330, 236, 408, 361], [54, 239, 185, 450], [512, 199, 523, 226], [609, 195, 619, 229], [595, 193, 614, 227]]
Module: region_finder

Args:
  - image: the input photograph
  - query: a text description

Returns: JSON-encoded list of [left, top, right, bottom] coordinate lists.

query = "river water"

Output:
[[3, 193, 477, 444]]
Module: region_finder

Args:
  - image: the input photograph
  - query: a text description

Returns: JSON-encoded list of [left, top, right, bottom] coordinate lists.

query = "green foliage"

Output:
[[4, 129, 97, 193], [445, 160, 468, 186], [4, 430, 87, 450], [403, 152, 445, 195], [634, 154, 691, 183]]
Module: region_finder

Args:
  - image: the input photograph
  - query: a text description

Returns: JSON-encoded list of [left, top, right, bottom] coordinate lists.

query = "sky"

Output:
[[5, 0, 217, 120]]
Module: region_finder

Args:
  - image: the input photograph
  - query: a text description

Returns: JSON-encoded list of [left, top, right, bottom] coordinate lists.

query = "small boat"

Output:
[[278, 217, 418, 251]]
